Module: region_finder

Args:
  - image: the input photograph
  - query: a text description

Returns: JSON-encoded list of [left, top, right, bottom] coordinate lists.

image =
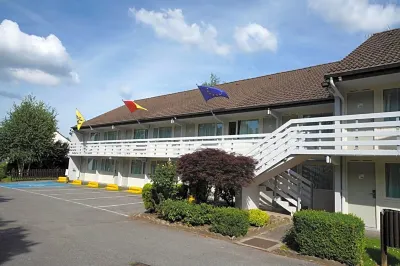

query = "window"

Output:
[[104, 131, 118, 140], [131, 160, 145, 175], [238, 120, 259, 135], [89, 132, 100, 141], [87, 159, 98, 171], [384, 88, 400, 121], [153, 127, 172, 138], [198, 123, 223, 136], [386, 163, 400, 198], [134, 129, 148, 139], [100, 159, 114, 172]]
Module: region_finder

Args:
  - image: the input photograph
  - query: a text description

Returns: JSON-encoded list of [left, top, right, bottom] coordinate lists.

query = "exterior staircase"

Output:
[[245, 111, 400, 214]]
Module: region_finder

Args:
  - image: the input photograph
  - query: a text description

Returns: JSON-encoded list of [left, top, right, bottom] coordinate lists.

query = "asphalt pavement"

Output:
[[0, 182, 315, 266]]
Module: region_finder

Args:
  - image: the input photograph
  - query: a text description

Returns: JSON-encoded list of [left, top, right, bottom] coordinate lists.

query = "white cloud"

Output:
[[234, 23, 277, 52], [129, 8, 230, 56], [308, 0, 400, 33], [0, 19, 79, 86]]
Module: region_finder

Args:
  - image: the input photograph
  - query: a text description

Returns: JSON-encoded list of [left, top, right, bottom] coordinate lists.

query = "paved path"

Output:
[[0, 182, 315, 266]]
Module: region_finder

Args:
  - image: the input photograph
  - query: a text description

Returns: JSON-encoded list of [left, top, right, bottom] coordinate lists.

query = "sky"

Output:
[[1, 0, 400, 136]]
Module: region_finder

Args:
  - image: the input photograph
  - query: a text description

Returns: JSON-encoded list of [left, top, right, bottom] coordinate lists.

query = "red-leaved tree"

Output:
[[176, 148, 256, 206]]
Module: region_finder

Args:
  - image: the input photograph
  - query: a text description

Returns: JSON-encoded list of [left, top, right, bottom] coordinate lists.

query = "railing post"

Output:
[[397, 117, 400, 154]]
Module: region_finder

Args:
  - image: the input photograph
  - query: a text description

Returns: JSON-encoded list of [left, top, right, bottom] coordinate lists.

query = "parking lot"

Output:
[[0, 181, 312, 266], [0, 181, 145, 217]]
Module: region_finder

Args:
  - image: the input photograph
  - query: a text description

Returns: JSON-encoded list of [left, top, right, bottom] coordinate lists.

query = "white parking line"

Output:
[[96, 202, 143, 208], [0, 186, 129, 217], [48, 191, 104, 196], [71, 195, 138, 201]]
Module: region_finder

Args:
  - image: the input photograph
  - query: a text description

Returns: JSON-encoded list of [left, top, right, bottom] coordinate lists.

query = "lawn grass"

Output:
[[362, 237, 400, 266]]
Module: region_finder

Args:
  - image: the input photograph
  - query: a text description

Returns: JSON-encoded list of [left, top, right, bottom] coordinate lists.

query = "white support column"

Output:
[[236, 185, 260, 210], [334, 162, 342, 212]]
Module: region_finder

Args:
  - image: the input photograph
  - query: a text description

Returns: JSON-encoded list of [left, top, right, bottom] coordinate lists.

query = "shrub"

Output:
[[151, 161, 178, 201], [141, 183, 155, 212], [293, 210, 365, 266], [157, 199, 189, 222], [210, 207, 249, 237], [157, 200, 214, 226], [248, 209, 270, 227]]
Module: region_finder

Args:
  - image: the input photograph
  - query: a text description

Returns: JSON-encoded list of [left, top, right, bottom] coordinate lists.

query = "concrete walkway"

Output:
[[0, 184, 315, 266]]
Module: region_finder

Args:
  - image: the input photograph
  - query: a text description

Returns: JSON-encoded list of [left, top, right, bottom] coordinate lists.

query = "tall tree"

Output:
[[202, 73, 221, 86], [0, 95, 57, 173]]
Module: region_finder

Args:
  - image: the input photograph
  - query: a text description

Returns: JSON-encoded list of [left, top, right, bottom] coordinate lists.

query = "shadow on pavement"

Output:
[[0, 195, 38, 265], [365, 247, 400, 266]]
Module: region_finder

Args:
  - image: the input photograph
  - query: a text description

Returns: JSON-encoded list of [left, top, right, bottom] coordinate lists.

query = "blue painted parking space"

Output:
[[0, 180, 70, 189]]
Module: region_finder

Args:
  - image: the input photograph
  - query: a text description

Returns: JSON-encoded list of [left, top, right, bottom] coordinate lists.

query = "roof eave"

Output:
[[325, 62, 400, 79], [72, 97, 334, 130]]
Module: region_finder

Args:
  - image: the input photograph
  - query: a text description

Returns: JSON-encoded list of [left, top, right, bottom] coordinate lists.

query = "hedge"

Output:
[[248, 209, 270, 227], [157, 199, 214, 226], [293, 210, 365, 266], [210, 207, 249, 237]]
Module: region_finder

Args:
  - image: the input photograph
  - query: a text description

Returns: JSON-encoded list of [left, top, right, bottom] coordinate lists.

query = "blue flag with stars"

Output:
[[197, 85, 229, 102]]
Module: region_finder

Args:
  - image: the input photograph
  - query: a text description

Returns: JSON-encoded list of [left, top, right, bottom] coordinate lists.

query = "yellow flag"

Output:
[[76, 109, 85, 130]]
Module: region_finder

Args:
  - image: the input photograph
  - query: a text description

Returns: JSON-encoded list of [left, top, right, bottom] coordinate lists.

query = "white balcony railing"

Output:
[[248, 111, 400, 176], [69, 134, 270, 158]]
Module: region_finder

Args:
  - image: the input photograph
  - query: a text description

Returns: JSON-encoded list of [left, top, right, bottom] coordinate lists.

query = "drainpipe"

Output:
[[329, 77, 344, 102]]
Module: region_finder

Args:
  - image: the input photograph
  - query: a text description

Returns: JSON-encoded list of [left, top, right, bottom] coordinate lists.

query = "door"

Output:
[[228, 122, 237, 135], [347, 162, 376, 228]]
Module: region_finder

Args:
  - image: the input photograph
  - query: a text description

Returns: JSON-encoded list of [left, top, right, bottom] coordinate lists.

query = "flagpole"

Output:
[[122, 99, 144, 128]]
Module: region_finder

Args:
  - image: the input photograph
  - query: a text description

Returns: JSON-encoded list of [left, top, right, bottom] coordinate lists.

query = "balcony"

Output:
[[69, 134, 270, 158]]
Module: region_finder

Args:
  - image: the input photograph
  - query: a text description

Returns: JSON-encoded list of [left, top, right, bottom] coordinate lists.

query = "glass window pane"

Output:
[[174, 126, 182, 138], [158, 127, 172, 138], [386, 163, 400, 198], [198, 123, 216, 136], [131, 160, 143, 174], [384, 88, 400, 121], [134, 129, 148, 139], [238, 120, 259, 135], [153, 128, 159, 138], [88, 159, 93, 170], [90, 133, 100, 141], [216, 123, 223, 136]]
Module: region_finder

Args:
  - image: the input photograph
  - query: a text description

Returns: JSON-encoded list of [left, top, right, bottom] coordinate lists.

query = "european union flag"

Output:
[[197, 85, 229, 102]]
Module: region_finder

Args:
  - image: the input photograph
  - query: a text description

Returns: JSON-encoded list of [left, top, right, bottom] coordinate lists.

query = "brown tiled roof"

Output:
[[83, 63, 336, 128], [326, 28, 400, 77]]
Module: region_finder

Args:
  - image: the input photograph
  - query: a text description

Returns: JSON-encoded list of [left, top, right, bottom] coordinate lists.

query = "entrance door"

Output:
[[348, 162, 376, 228]]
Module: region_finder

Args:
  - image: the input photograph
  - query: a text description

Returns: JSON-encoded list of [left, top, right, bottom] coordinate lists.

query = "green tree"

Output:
[[0, 95, 57, 174], [202, 73, 221, 86]]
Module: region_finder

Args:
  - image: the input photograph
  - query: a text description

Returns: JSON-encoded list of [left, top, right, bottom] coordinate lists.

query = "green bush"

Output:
[[157, 199, 215, 226], [248, 209, 270, 227], [142, 183, 155, 212], [210, 207, 249, 237], [293, 210, 365, 266], [151, 161, 178, 201]]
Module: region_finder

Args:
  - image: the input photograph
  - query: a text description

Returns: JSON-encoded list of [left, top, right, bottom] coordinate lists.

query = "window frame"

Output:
[[238, 119, 259, 135], [133, 129, 148, 139], [131, 160, 145, 175], [87, 158, 98, 171], [153, 127, 172, 138], [385, 163, 400, 199], [101, 159, 115, 173], [198, 123, 223, 137]]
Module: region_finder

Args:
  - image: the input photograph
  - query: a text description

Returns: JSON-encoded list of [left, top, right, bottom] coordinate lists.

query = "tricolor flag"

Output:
[[123, 100, 148, 113], [76, 109, 85, 130], [197, 85, 229, 102]]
